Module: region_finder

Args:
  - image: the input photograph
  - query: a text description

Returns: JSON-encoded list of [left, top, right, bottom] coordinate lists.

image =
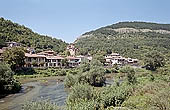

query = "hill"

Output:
[[75, 22, 170, 60], [0, 17, 67, 53]]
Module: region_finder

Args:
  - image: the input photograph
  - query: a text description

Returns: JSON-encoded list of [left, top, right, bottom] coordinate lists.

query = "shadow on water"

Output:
[[0, 79, 68, 110]]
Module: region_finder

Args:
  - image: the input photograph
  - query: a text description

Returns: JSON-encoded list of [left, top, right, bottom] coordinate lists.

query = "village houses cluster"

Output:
[[0, 42, 138, 68]]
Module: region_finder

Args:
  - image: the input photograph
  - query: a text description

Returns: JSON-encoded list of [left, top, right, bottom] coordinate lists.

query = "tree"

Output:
[[144, 51, 165, 71], [61, 58, 69, 68], [65, 50, 71, 56], [0, 39, 6, 48], [87, 67, 106, 86], [90, 59, 103, 68], [0, 62, 21, 94], [93, 54, 106, 65], [3, 47, 25, 71], [119, 66, 136, 85]]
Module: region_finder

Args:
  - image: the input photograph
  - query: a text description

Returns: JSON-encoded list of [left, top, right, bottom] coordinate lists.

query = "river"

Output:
[[0, 77, 114, 110], [0, 78, 68, 110]]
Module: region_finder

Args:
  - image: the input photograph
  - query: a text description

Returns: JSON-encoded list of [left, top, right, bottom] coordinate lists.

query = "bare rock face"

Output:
[[113, 28, 170, 34]]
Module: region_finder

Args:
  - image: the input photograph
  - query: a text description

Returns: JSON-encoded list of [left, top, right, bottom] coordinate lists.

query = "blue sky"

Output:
[[0, 0, 170, 43]]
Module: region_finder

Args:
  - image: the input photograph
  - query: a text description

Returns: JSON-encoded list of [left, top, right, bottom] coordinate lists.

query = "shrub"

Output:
[[99, 83, 133, 108], [58, 69, 67, 76], [22, 100, 58, 110], [64, 73, 76, 88], [0, 62, 21, 95], [67, 83, 94, 103], [122, 81, 170, 109], [144, 51, 165, 71], [67, 99, 98, 110], [86, 67, 106, 87], [119, 66, 136, 85]]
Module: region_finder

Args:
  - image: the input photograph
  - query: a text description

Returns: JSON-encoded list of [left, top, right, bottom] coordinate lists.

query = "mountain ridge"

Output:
[[75, 21, 170, 60]]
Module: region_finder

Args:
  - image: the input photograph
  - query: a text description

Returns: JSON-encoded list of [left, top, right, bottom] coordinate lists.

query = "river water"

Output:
[[0, 78, 114, 110], [0, 79, 68, 110]]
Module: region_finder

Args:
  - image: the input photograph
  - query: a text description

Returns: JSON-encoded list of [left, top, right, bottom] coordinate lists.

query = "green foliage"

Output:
[[93, 53, 106, 65], [3, 47, 25, 71], [22, 100, 58, 110], [144, 51, 165, 71], [0, 62, 21, 95], [64, 73, 76, 88], [61, 59, 69, 67], [0, 17, 67, 53], [122, 81, 170, 110], [0, 39, 6, 48], [90, 59, 103, 68], [86, 67, 106, 86], [64, 59, 106, 87], [67, 83, 94, 103], [67, 99, 98, 110], [15, 68, 69, 79], [119, 66, 137, 84], [78, 60, 90, 73], [98, 82, 133, 108]]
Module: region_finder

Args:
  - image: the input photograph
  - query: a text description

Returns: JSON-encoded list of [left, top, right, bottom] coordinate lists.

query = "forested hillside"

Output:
[[0, 17, 67, 53], [75, 22, 170, 60]]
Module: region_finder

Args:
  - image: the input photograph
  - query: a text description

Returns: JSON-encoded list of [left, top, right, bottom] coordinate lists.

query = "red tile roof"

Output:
[[66, 56, 80, 60], [25, 53, 46, 58], [46, 56, 64, 60]]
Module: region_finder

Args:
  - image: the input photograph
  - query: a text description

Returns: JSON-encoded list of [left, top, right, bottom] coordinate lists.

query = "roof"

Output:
[[37, 52, 48, 55], [76, 55, 86, 58], [25, 53, 46, 58], [105, 56, 113, 59], [46, 56, 64, 60], [110, 53, 120, 56], [66, 56, 80, 60], [6, 41, 19, 44], [43, 50, 55, 53]]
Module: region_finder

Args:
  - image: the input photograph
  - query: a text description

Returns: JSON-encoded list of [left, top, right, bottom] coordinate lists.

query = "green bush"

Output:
[[67, 99, 98, 110], [0, 62, 21, 95], [99, 82, 133, 108], [119, 66, 136, 85], [22, 100, 58, 110], [58, 69, 67, 76], [67, 83, 94, 103], [122, 81, 170, 110], [65, 59, 106, 87], [64, 73, 76, 88]]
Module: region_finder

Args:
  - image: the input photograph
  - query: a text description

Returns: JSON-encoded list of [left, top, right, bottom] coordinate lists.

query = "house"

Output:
[[45, 56, 64, 67], [25, 50, 64, 68], [125, 58, 138, 66], [66, 56, 80, 67], [105, 52, 138, 66], [110, 53, 121, 58], [26, 47, 35, 54], [25, 53, 46, 68], [76, 55, 92, 63], [105, 56, 113, 66], [37, 50, 56, 56], [66, 44, 79, 56], [6, 42, 21, 47], [111, 57, 126, 66]]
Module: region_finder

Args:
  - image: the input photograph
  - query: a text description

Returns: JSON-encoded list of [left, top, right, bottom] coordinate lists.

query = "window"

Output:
[[52, 59, 56, 62]]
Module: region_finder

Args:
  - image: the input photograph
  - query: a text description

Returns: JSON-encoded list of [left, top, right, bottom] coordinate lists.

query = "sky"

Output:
[[0, 0, 170, 43]]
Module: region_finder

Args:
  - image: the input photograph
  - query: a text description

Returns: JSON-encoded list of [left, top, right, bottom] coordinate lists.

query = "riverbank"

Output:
[[0, 76, 67, 110], [17, 76, 65, 84]]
